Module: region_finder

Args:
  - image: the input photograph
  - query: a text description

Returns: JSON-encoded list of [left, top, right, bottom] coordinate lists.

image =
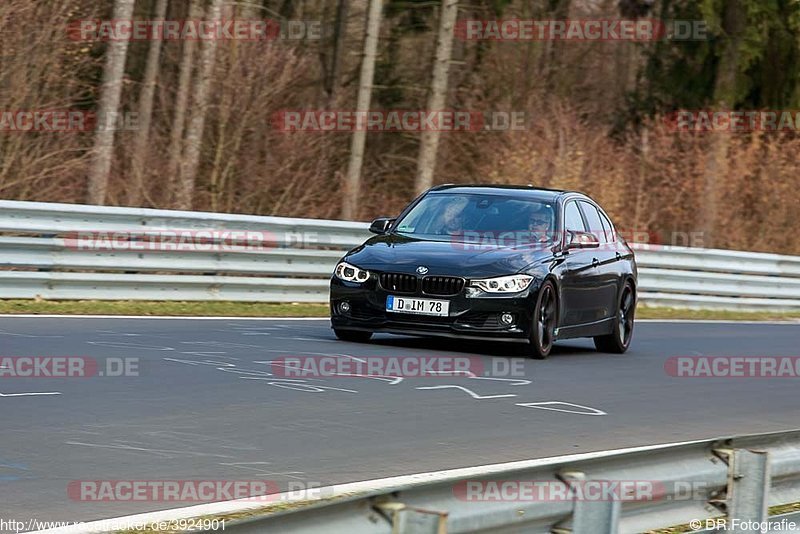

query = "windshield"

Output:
[[394, 193, 557, 244]]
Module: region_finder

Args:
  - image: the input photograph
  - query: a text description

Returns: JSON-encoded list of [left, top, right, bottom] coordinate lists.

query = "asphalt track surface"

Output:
[[1, 316, 799, 527]]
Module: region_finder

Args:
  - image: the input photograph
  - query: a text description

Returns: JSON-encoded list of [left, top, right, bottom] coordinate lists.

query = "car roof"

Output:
[[428, 184, 575, 201]]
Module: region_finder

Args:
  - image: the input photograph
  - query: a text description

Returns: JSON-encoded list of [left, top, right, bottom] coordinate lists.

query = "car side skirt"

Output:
[[555, 316, 615, 340]]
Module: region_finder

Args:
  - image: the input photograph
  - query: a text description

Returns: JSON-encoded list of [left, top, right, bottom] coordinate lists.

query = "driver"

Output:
[[436, 196, 469, 235], [527, 204, 552, 243]]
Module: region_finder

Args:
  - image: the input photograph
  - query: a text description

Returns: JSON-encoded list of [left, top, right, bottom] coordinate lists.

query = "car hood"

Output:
[[344, 233, 554, 278]]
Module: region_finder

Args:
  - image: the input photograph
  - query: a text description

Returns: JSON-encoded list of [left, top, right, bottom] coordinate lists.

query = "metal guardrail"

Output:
[[40, 429, 800, 534], [215, 429, 800, 534], [1, 199, 799, 310]]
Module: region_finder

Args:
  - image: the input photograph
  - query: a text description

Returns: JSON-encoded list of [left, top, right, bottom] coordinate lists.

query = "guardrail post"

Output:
[[373, 501, 448, 533], [713, 448, 770, 533], [553, 471, 620, 534]]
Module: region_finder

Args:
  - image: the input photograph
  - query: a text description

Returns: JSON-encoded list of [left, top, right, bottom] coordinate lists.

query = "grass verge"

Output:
[[0, 300, 798, 321], [0, 300, 330, 317], [637, 306, 800, 321]]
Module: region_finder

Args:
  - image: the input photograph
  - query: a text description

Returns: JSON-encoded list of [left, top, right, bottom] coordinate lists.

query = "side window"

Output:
[[564, 201, 586, 233], [579, 201, 607, 243], [599, 211, 616, 243]]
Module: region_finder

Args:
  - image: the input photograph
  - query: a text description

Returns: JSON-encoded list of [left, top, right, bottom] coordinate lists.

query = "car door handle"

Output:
[[615, 252, 621, 260], [592, 258, 600, 268]]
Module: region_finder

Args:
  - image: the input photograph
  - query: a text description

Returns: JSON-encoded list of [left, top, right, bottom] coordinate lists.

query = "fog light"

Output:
[[339, 301, 351, 314], [500, 313, 514, 325]]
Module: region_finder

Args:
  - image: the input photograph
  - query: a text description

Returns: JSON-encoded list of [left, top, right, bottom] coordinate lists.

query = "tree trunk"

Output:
[[129, 0, 168, 206], [239, 1, 261, 18], [176, 0, 224, 210], [341, 0, 382, 220], [167, 0, 202, 205], [86, 0, 136, 205], [703, 0, 745, 248], [539, 0, 571, 92], [326, 0, 348, 107], [413, 0, 459, 195]]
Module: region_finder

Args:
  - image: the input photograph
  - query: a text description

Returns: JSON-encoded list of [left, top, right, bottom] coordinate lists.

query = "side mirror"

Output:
[[567, 231, 600, 249], [369, 217, 395, 235]]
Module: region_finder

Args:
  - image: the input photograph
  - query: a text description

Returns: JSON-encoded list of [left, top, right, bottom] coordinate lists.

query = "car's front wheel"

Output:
[[594, 281, 635, 353], [528, 280, 557, 359], [333, 329, 373, 343]]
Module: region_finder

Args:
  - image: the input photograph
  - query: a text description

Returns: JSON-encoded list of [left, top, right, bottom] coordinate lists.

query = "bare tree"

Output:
[[703, 0, 745, 248], [167, 0, 202, 202], [341, 0, 382, 220], [176, 0, 224, 210], [413, 0, 458, 195], [239, 0, 262, 18], [324, 0, 349, 107], [129, 0, 168, 206], [86, 0, 136, 205]]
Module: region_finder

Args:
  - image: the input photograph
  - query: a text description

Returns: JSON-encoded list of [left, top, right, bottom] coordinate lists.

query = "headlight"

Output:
[[470, 274, 534, 293], [334, 261, 371, 283]]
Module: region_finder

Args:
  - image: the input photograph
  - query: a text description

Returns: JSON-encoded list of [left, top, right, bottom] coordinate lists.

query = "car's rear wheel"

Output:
[[528, 280, 557, 359], [594, 281, 635, 353], [333, 329, 373, 343]]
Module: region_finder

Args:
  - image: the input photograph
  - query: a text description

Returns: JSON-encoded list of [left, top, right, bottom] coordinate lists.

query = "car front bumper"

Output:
[[330, 276, 538, 342]]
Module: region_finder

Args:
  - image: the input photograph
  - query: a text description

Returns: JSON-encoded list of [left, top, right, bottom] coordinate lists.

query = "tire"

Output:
[[528, 280, 557, 359], [594, 281, 635, 354], [333, 329, 373, 343]]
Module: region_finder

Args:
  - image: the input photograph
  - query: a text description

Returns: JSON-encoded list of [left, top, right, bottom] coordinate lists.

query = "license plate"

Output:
[[386, 296, 449, 317]]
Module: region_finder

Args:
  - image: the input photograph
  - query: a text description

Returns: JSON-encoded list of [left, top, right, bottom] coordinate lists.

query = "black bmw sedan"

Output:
[[330, 185, 637, 358]]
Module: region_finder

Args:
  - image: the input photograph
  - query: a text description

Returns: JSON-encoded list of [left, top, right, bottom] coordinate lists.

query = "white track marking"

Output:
[[177, 351, 233, 358], [63, 441, 236, 459], [275, 336, 337, 342], [87, 341, 175, 350], [425, 370, 477, 377], [262, 382, 357, 393], [95, 330, 170, 338], [219, 463, 305, 479], [416, 385, 516, 399], [239, 377, 310, 383], [254, 350, 367, 363], [0, 391, 61, 397], [0, 330, 64, 338], [470, 377, 532, 386], [516, 401, 607, 416], [180, 341, 264, 349], [217, 368, 276, 378], [328, 374, 404, 384], [163, 357, 236, 367]]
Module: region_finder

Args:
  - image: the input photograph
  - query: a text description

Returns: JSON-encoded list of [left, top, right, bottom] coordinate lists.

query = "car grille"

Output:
[[456, 312, 502, 328], [422, 276, 465, 296], [379, 273, 417, 294]]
